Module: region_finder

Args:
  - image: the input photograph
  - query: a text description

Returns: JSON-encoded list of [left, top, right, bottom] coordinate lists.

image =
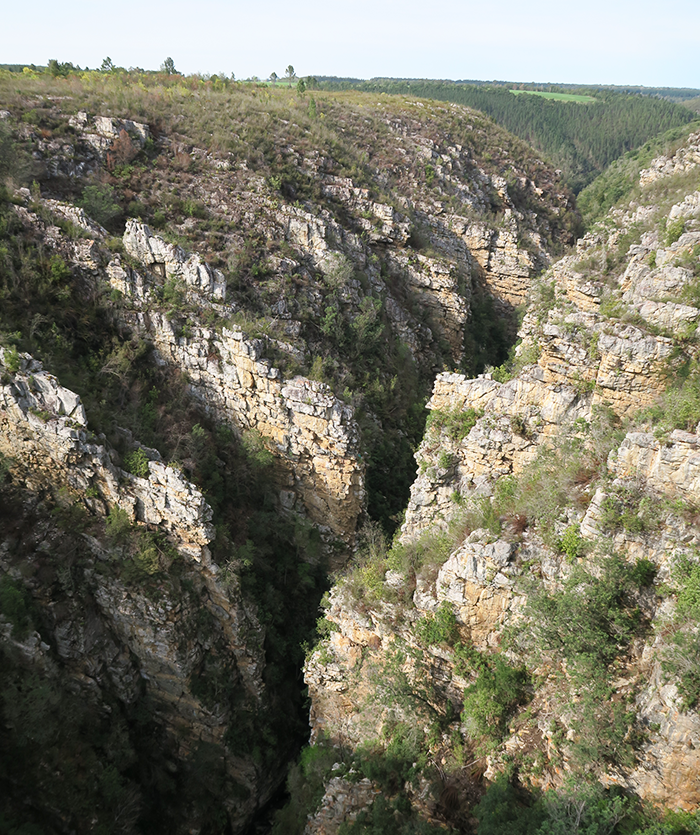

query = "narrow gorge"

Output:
[[1, 70, 699, 834]]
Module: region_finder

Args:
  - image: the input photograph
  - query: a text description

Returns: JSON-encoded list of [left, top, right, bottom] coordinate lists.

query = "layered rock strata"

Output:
[[113, 221, 365, 544]]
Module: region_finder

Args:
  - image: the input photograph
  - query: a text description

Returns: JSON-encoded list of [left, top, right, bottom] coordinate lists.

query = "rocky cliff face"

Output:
[[303, 128, 700, 829], [116, 219, 365, 546], [0, 348, 276, 832]]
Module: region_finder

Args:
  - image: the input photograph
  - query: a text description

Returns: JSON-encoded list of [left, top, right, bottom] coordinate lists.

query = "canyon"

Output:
[[0, 72, 699, 834]]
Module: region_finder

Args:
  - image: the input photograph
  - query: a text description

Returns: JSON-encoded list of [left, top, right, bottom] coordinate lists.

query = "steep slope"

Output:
[[0, 350, 274, 832], [0, 72, 577, 833], [302, 129, 700, 833]]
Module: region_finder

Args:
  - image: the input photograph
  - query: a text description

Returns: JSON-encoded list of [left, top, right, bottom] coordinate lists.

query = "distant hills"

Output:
[[316, 78, 700, 192]]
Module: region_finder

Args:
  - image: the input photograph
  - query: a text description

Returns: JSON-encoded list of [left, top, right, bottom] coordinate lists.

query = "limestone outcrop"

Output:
[[639, 131, 700, 186], [123, 219, 227, 301], [0, 347, 214, 563]]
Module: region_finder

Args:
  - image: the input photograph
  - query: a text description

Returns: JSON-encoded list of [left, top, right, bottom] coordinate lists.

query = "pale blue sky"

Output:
[[4, 0, 700, 88]]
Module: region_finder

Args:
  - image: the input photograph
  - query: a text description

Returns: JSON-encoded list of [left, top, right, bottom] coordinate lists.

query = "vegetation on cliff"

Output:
[[0, 65, 581, 832], [297, 126, 700, 833], [0, 67, 577, 532]]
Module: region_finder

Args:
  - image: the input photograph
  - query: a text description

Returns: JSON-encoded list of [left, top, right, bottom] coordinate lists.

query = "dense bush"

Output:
[[509, 554, 653, 771], [415, 600, 460, 646], [425, 407, 481, 441], [79, 182, 122, 228], [461, 654, 530, 745], [473, 773, 544, 835], [662, 555, 700, 708], [600, 483, 662, 534], [270, 739, 339, 835], [642, 368, 700, 433]]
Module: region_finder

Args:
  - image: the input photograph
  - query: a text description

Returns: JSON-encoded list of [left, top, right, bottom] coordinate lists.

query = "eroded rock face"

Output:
[[401, 368, 587, 539], [435, 532, 516, 647], [124, 220, 227, 301], [304, 776, 380, 835], [0, 348, 213, 562], [305, 126, 700, 815], [611, 429, 700, 504], [0, 349, 276, 830], [459, 211, 540, 306], [109, 227, 365, 545], [639, 131, 700, 186]]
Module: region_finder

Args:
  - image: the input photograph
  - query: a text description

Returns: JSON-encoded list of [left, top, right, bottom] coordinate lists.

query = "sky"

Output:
[[4, 0, 700, 89]]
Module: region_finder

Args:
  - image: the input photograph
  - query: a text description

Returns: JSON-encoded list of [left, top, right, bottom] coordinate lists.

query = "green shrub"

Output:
[[133, 541, 161, 575], [461, 494, 502, 536], [415, 601, 459, 646], [316, 616, 339, 639], [567, 685, 638, 770], [437, 450, 454, 469], [633, 809, 700, 835], [511, 554, 650, 770], [462, 654, 530, 744], [666, 217, 686, 246], [344, 522, 458, 607], [537, 781, 631, 835], [184, 199, 208, 219], [0, 576, 32, 638], [105, 506, 132, 544], [661, 555, 700, 708], [600, 484, 660, 534], [517, 554, 646, 681], [643, 371, 700, 433], [386, 528, 456, 580], [162, 276, 186, 311], [473, 772, 543, 835], [270, 739, 339, 835], [79, 183, 121, 227], [557, 523, 585, 560], [123, 447, 150, 478], [488, 433, 605, 546], [630, 558, 657, 587], [426, 407, 480, 441], [367, 643, 443, 728], [242, 429, 275, 471], [3, 345, 20, 373]]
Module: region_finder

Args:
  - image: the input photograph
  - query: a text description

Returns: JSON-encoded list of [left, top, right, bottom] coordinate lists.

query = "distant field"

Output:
[[509, 89, 597, 103]]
